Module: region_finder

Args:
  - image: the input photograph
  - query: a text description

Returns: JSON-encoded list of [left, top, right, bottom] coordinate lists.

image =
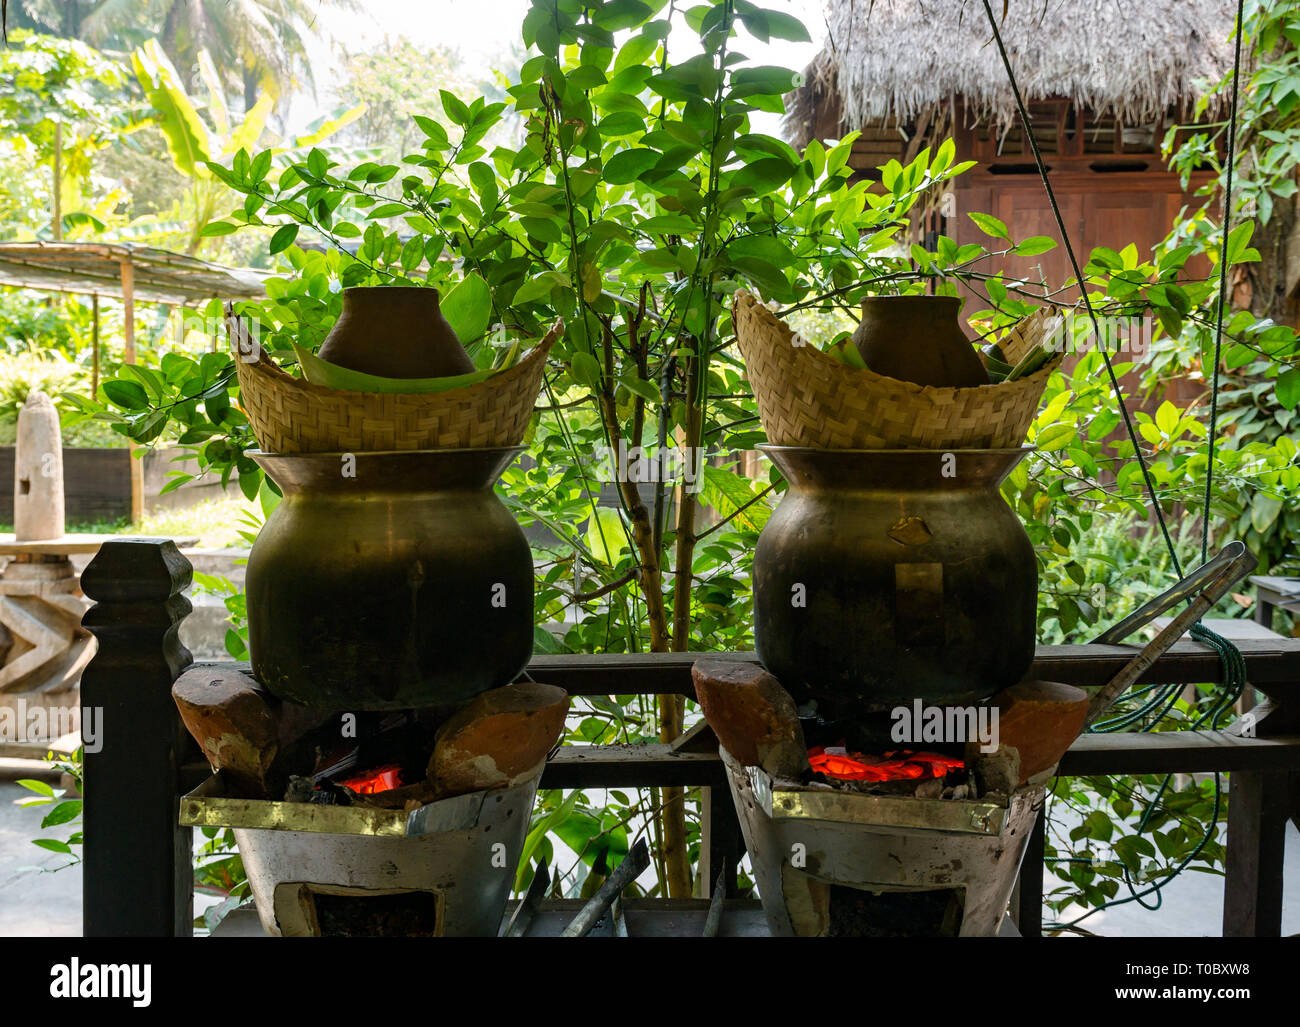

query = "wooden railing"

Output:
[[79, 540, 1300, 937]]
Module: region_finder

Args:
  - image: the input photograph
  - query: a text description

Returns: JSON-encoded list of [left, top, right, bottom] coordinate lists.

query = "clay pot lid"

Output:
[[317, 285, 477, 379]]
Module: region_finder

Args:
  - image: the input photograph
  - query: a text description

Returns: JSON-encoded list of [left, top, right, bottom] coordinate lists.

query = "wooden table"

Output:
[[0, 533, 198, 557], [1250, 575, 1300, 632]]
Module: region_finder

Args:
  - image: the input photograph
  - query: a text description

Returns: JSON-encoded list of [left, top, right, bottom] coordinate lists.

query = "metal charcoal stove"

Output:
[[172, 665, 570, 937], [181, 770, 540, 937], [721, 746, 1040, 937], [699, 542, 1258, 938]]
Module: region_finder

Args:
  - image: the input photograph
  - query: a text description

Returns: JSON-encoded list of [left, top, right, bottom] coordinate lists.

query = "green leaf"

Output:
[[1224, 221, 1256, 266], [198, 221, 239, 238], [293, 102, 366, 148], [1013, 235, 1057, 256], [33, 839, 73, 855], [1114, 834, 1155, 871], [614, 33, 658, 72], [399, 235, 424, 272], [440, 89, 470, 126], [291, 342, 494, 395], [603, 148, 660, 184], [1276, 368, 1300, 410], [700, 465, 770, 532], [514, 273, 564, 305], [132, 40, 211, 178], [17, 779, 54, 798], [1251, 491, 1283, 533], [730, 156, 795, 193], [441, 272, 493, 343], [1154, 401, 1179, 435], [41, 801, 82, 828], [268, 224, 299, 255], [585, 507, 628, 565], [968, 212, 1010, 240], [102, 380, 149, 410], [599, 111, 645, 136], [739, 7, 812, 42], [1088, 246, 1124, 271], [1036, 423, 1076, 452], [617, 374, 659, 404], [569, 351, 603, 391]]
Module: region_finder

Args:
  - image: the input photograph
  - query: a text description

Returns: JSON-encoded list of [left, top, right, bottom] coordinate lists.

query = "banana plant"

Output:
[[132, 39, 363, 255]]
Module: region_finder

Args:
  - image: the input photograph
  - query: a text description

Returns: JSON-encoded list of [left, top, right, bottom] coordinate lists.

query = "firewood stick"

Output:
[[561, 840, 650, 938]]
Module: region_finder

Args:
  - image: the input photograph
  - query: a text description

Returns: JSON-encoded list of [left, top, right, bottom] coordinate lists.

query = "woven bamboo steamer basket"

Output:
[[733, 289, 1063, 450], [225, 304, 561, 453]]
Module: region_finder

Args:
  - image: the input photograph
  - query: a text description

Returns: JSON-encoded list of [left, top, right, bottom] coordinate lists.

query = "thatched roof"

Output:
[[785, 0, 1236, 145], [0, 241, 266, 305]]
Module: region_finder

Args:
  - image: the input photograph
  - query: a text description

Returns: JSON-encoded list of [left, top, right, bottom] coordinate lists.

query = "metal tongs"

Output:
[[1084, 540, 1256, 727]]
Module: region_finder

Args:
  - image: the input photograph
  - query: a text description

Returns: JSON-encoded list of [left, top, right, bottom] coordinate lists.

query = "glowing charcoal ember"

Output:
[[807, 746, 964, 783], [336, 763, 403, 795]]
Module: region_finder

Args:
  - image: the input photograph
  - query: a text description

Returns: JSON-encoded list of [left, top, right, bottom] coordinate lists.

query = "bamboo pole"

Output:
[[120, 257, 144, 525], [52, 121, 62, 241], [91, 292, 99, 398]]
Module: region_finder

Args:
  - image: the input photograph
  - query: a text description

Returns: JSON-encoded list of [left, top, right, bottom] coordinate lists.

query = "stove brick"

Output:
[[993, 678, 1088, 784], [430, 681, 569, 797], [691, 658, 809, 779], [172, 666, 280, 798]]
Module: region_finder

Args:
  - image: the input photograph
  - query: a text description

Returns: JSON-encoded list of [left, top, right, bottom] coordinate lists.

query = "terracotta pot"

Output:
[[852, 295, 987, 389], [316, 286, 475, 379], [752, 446, 1036, 719], [246, 448, 533, 710]]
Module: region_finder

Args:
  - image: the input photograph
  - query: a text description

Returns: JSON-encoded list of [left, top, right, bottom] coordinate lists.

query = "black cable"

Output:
[[1202, 0, 1247, 564], [979, 0, 1185, 578]]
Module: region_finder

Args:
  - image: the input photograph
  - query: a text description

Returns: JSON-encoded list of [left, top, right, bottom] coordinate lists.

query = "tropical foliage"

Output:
[[1, 0, 1295, 920], [66, 0, 1298, 914]]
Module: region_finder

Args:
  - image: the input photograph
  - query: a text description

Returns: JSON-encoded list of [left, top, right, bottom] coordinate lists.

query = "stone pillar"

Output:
[[14, 390, 64, 542], [0, 391, 89, 728]]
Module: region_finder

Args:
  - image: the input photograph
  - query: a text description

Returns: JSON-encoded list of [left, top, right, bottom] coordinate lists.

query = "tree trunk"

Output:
[[1243, 188, 1298, 328], [593, 317, 690, 895], [61, 0, 80, 38], [657, 353, 706, 900]]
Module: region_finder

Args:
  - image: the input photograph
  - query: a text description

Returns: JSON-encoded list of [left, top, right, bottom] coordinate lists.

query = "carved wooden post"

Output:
[[81, 539, 194, 937]]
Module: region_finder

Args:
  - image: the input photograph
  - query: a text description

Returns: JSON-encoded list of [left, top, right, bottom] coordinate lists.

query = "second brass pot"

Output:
[[753, 446, 1037, 719]]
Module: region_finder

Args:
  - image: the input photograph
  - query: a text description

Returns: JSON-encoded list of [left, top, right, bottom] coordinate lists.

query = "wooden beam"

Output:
[[1014, 811, 1045, 938], [526, 639, 1300, 696], [541, 743, 722, 790], [193, 639, 1300, 700], [1060, 731, 1300, 775]]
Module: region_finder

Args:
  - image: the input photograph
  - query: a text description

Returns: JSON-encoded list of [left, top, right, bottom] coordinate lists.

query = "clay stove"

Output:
[[721, 748, 1042, 937], [693, 659, 1084, 937], [174, 667, 568, 936], [182, 772, 539, 937]]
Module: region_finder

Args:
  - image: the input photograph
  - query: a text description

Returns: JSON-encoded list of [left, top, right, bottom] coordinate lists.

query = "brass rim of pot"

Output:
[[858, 294, 961, 303], [249, 446, 524, 493], [756, 445, 1033, 490]]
